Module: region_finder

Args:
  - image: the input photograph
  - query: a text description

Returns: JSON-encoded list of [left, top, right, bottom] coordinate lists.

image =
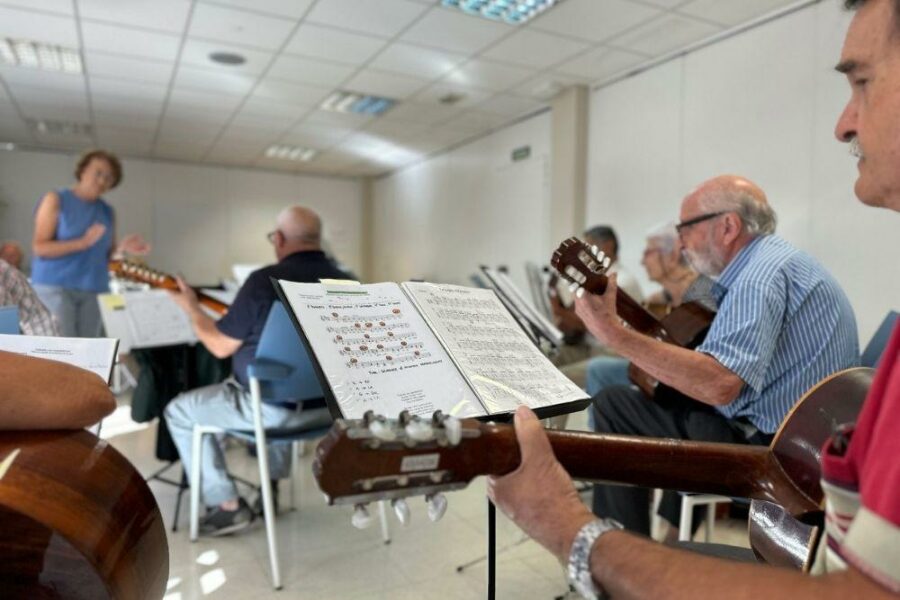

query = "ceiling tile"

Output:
[[199, 0, 314, 19], [304, 109, 372, 129], [555, 46, 647, 81], [284, 24, 387, 64], [163, 105, 233, 125], [412, 81, 493, 108], [266, 55, 356, 87], [531, 0, 661, 44], [284, 120, 356, 146], [369, 43, 466, 79], [188, 3, 296, 51], [94, 111, 161, 130], [84, 52, 175, 85], [89, 76, 168, 102], [82, 21, 182, 61], [361, 118, 428, 141], [169, 88, 244, 111], [444, 58, 536, 92], [79, 0, 191, 34], [611, 14, 721, 57], [227, 112, 293, 133], [677, 0, 798, 27], [180, 39, 273, 76], [0, 5, 78, 46], [476, 93, 545, 117], [92, 94, 164, 114], [205, 143, 267, 163], [306, 0, 429, 38], [399, 9, 511, 55], [172, 64, 257, 96], [344, 69, 431, 100], [239, 97, 310, 120], [154, 142, 210, 161], [0, 0, 73, 15], [20, 99, 90, 122], [482, 29, 590, 69], [379, 100, 462, 125], [252, 78, 332, 106]]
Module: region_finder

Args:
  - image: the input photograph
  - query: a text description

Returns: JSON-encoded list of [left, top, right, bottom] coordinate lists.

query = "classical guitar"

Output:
[[314, 367, 873, 571], [0, 429, 169, 598], [550, 237, 716, 397], [108, 259, 229, 316]]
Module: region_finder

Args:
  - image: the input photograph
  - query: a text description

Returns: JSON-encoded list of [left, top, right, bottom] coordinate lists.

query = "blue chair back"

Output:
[[253, 301, 324, 404], [0, 306, 19, 334], [861, 311, 899, 368]]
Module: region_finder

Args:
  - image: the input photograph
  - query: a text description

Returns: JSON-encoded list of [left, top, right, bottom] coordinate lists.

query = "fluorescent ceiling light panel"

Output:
[[440, 0, 563, 25], [265, 144, 317, 162], [320, 90, 396, 116], [26, 118, 92, 137], [0, 38, 83, 73]]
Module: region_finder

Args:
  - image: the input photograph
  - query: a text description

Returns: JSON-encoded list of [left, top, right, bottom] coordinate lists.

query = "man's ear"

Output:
[[723, 212, 743, 244]]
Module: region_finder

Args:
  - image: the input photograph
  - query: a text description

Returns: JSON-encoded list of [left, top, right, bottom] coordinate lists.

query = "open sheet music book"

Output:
[[0, 334, 119, 384], [276, 280, 589, 420]]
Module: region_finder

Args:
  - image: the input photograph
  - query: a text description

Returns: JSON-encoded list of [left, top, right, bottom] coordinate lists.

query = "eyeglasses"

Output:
[[266, 230, 278, 244], [675, 211, 726, 234]]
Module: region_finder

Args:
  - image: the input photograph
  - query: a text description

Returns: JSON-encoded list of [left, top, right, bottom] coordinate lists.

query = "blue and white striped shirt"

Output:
[[697, 235, 859, 433]]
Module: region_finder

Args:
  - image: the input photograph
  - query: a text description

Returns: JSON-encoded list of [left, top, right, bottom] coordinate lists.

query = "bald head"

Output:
[[683, 175, 777, 236], [276, 206, 321, 243], [272, 206, 322, 259]]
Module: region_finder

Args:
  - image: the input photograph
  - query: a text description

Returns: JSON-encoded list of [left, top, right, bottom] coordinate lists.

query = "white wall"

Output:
[[586, 1, 900, 344], [0, 149, 364, 283], [372, 112, 552, 292]]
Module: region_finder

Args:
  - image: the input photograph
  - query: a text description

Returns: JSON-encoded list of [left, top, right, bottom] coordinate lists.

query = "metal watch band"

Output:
[[567, 518, 623, 599]]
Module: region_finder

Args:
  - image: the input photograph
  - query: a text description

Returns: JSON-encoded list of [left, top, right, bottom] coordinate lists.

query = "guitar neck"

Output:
[[582, 276, 670, 340], [478, 425, 819, 516]]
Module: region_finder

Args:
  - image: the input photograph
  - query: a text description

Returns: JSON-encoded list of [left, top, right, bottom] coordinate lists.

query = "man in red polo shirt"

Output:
[[489, 0, 900, 596]]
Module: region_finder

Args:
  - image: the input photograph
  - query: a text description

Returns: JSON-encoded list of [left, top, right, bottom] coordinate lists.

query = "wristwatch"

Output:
[[567, 518, 623, 599]]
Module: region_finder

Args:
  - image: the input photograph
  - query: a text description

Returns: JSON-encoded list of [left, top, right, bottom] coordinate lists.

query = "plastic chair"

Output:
[[861, 311, 899, 368], [0, 306, 19, 334], [188, 301, 390, 589]]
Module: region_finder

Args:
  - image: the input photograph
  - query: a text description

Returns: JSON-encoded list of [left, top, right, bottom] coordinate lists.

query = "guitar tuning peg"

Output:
[[568, 282, 579, 293], [603, 256, 611, 269], [591, 244, 599, 257], [405, 420, 434, 442], [370, 419, 397, 442], [443, 417, 462, 446], [392, 498, 411, 526], [351, 504, 373, 529], [575, 287, 584, 299], [426, 493, 448, 522]]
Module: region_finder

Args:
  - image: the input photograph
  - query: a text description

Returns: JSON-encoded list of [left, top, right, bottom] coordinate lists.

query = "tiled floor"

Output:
[[103, 404, 750, 599]]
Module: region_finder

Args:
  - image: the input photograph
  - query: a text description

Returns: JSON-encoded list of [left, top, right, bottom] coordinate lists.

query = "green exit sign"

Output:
[[511, 146, 531, 162]]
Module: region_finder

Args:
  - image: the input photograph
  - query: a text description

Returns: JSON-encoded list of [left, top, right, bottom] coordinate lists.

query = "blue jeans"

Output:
[[164, 378, 332, 506], [33, 284, 102, 337], [585, 356, 631, 429]]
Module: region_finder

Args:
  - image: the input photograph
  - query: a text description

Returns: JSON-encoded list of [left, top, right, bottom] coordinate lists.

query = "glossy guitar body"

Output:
[[0, 430, 168, 599]]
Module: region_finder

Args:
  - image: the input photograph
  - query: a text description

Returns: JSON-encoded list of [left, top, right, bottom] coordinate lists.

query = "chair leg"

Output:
[[704, 503, 716, 542], [290, 441, 299, 511], [678, 496, 694, 542], [189, 428, 203, 542], [650, 488, 663, 541], [378, 500, 391, 545], [250, 378, 281, 590]]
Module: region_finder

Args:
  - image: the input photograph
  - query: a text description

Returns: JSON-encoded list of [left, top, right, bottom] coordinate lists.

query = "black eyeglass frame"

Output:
[[675, 211, 727, 234]]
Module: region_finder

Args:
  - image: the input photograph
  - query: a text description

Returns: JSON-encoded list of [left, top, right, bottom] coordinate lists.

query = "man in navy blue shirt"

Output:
[[166, 206, 352, 536]]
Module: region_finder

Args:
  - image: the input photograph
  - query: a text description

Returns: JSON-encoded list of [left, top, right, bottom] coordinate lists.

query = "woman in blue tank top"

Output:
[[31, 149, 151, 337]]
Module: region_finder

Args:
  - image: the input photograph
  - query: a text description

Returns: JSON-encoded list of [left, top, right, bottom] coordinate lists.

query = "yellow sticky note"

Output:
[[100, 294, 126, 311]]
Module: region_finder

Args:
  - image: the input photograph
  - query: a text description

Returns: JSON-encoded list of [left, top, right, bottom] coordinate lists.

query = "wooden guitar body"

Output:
[[627, 300, 716, 397], [0, 430, 169, 599]]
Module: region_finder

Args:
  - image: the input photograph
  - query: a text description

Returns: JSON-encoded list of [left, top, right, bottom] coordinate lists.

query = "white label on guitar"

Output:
[[401, 453, 440, 473]]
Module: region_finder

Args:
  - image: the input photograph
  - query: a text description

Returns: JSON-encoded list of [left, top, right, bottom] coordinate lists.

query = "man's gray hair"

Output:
[[698, 188, 777, 236]]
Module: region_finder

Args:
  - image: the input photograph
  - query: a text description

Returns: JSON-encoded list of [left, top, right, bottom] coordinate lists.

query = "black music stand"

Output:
[[273, 278, 588, 599]]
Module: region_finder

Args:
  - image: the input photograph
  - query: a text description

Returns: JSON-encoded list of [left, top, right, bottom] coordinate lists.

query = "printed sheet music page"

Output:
[[278, 280, 486, 419], [402, 282, 588, 414]]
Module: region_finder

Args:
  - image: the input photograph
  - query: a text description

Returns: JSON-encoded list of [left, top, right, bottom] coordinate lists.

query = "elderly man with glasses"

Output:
[[164, 205, 352, 536], [575, 174, 860, 538]]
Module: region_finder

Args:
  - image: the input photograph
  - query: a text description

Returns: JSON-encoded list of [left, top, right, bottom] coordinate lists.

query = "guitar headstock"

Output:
[[108, 259, 176, 290], [314, 410, 508, 528], [550, 237, 612, 294]]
